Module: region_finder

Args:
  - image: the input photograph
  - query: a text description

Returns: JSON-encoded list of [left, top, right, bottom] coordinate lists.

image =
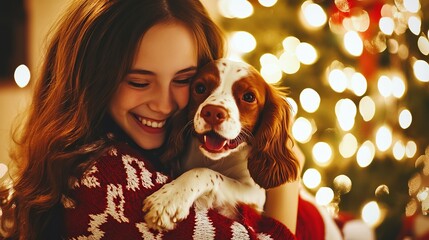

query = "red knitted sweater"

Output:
[[63, 142, 299, 239]]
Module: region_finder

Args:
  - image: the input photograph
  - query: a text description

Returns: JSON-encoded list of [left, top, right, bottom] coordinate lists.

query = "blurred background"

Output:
[[1, 0, 428, 239]]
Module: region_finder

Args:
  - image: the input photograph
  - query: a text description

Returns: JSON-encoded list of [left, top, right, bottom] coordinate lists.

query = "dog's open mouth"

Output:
[[197, 131, 243, 153]]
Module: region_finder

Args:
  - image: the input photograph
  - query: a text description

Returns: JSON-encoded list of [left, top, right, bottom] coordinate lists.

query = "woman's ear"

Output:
[[248, 86, 299, 189]]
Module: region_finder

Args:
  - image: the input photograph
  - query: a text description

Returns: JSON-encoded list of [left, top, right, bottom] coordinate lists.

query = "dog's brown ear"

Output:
[[248, 85, 299, 189]]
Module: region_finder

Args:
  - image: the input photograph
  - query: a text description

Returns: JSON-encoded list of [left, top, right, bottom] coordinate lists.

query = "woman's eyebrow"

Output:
[[127, 66, 198, 75]]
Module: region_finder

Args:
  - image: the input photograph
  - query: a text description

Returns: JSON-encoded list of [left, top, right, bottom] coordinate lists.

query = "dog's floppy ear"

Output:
[[248, 84, 299, 189]]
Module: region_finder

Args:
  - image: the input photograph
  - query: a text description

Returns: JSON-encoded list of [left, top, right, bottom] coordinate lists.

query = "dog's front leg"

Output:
[[142, 168, 228, 231]]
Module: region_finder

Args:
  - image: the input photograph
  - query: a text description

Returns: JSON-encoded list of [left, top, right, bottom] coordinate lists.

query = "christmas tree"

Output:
[[216, 0, 429, 239]]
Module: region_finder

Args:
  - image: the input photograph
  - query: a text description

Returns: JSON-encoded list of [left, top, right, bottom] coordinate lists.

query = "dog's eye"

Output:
[[195, 83, 206, 94], [242, 92, 256, 103]]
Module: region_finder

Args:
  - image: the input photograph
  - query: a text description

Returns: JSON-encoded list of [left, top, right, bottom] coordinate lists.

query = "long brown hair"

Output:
[[0, 0, 224, 239]]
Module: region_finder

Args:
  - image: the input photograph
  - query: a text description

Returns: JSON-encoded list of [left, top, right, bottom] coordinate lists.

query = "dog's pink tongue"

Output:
[[204, 134, 227, 151]]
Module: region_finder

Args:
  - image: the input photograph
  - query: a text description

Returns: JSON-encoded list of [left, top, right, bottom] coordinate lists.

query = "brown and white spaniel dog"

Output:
[[143, 58, 299, 231]]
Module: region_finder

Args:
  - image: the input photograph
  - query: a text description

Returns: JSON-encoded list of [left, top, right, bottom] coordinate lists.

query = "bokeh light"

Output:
[[344, 31, 363, 56], [357, 141, 376, 168], [303, 168, 322, 189], [292, 117, 313, 143], [300, 88, 320, 113], [361, 201, 382, 227], [312, 142, 333, 166], [14, 64, 31, 88], [316, 187, 334, 206], [376, 125, 393, 152]]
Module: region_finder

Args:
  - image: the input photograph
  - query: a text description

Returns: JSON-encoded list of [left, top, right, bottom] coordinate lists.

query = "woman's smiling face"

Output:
[[109, 21, 197, 149]]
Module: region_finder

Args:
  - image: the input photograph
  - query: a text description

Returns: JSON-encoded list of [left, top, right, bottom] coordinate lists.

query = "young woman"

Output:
[[0, 0, 304, 239]]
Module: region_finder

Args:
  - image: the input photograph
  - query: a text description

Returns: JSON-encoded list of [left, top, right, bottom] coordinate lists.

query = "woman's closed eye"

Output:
[[173, 76, 194, 86], [127, 80, 149, 88]]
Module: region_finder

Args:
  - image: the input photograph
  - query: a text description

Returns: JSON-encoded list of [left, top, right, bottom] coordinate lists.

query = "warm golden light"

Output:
[[303, 168, 322, 189]]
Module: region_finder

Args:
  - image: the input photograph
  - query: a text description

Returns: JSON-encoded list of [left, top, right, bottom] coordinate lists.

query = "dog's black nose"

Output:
[[201, 104, 228, 125]]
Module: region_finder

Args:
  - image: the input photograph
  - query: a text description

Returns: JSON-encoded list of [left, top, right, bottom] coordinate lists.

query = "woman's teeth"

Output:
[[137, 117, 166, 128]]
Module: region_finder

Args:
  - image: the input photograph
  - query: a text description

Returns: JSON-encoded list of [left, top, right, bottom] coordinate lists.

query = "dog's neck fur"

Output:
[[178, 137, 257, 186]]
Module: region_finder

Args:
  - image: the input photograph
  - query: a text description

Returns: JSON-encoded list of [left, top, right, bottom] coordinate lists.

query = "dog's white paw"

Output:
[[142, 183, 194, 231]]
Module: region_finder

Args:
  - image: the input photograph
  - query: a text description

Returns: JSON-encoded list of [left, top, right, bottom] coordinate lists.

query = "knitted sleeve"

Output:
[[63, 142, 295, 240]]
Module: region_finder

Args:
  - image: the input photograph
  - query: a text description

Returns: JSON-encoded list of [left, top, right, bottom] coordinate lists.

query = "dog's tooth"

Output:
[[204, 135, 207, 143]]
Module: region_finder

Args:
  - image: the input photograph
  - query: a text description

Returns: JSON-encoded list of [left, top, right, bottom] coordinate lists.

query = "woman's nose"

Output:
[[149, 87, 175, 114]]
